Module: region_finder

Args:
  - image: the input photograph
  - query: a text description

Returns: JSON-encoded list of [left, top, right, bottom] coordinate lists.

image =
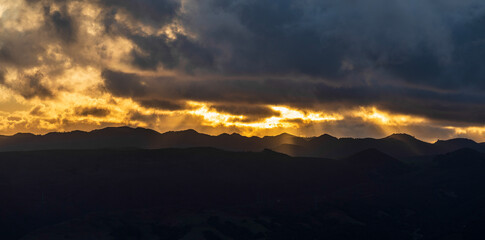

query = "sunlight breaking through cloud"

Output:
[[0, 0, 484, 142], [353, 107, 427, 126], [186, 102, 343, 130]]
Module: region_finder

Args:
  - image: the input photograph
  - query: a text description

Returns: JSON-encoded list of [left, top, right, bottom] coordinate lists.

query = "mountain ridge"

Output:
[[3, 146, 485, 239], [0, 126, 483, 159]]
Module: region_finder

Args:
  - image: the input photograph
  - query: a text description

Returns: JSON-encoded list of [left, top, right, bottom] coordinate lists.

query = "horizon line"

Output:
[[1, 126, 482, 144]]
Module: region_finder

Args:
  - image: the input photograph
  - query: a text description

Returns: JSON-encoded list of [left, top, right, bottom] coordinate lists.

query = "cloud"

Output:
[[0, 69, 5, 84], [11, 0, 485, 91], [123, 32, 216, 72], [100, 69, 485, 125], [178, 0, 483, 91], [29, 106, 45, 116], [0, 0, 485, 141], [75, 106, 111, 117], [128, 110, 159, 123], [210, 104, 281, 121], [100, 0, 180, 26], [138, 99, 188, 111], [0, 71, 54, 100], [43, 4, 77, 43], [92, 0, 485, 93], [0, 30, 46, 69], [101, 69, 147, 97]]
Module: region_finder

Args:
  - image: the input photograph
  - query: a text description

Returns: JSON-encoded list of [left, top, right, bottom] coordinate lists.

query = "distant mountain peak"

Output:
[[275, 133, 296, 138], [317, 133, 338, 140], [165, 129, 200, 135], [308, 133, 338, 145], [1, 126, 483, 159], [91, 126, 134, 133], [262, 132, 295, 139], [90, 126, 160, 135], [13, 132, 37, 137], [387, 133, 415, 138], [385, 133, 419, 141], [94, 126, 134, 131], [435, 138, 477, 144], [218, 132, 243, 137], [180, 129, 198, 134]]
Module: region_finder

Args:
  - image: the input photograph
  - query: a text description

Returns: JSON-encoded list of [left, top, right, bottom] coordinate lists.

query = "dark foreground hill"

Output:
[[1, 147, 485, 239], [0, 126, 484, 159]]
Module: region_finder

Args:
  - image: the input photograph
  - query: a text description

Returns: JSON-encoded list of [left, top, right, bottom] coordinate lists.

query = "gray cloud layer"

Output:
[[102, 69, 485, 125]]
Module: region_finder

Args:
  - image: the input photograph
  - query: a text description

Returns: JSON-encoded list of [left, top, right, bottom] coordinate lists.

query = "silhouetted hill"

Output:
[[261, 133, 308, 148], [345, 148, 410, 176], [0, 126, 483, 159], [434, 138, 479, 153], [271, 144, 311, 157], [0, 127, 162, 151], [434, 148, 485, 168], [1, 147, 485, 239], [0, 148, 355, 239]]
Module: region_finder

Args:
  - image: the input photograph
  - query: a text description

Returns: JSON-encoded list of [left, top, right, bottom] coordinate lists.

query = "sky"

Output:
[[0, 0, 485, 142]]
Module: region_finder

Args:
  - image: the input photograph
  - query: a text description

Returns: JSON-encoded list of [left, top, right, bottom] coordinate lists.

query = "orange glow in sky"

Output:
[[0, 0, 484, 142]]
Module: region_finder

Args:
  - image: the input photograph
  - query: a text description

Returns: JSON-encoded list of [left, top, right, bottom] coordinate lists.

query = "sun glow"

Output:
[[445, 126, 485, 136], [1, 91, 485, 141], [185, 102, 343, 131], [270, 106, 343, 122], [354, 107, 427, 126]]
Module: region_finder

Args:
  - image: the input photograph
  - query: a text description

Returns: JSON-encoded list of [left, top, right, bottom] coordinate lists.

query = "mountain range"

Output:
[[2, 146, 485, 239], [1, 126, 484, 159], [1, 126, 485, 239]]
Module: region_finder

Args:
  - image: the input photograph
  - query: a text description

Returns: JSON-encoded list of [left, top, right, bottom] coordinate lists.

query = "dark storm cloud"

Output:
[[129, 35, 177, 70], [101, 69, 485, 125], [18, 72, 54, 100], [123, 32, 215, 71], [0, 72, 54, 100], [94, 0, 485, 90], [6, 0, 485, 128], [203, 0, 345, 77], [75, 107, 111, 117], [23, 0, 78, 43], [175, 0, 445, 77], [101, 69, 147, 97], [177, 0, 485, 92], [0, 69, 5, 85], [43, 5, 77, 43], [101, 69, 316, 105], [26, 0, 180, 26], [138, 99, 187, 111], [99, 0, 180, 26], [19, 0, 485, 89], [0, 31, 46, 68], [129, 111, 159, 123], [101, 70, 190, 111]]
